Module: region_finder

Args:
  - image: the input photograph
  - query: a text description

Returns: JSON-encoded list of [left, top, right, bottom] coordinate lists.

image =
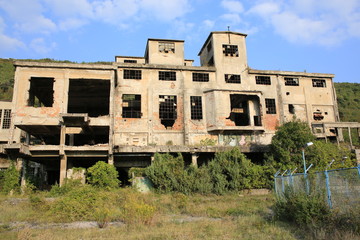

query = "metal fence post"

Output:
[[324, 170, 332, 209]]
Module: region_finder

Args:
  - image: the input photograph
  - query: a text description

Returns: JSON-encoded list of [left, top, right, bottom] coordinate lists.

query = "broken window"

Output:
[[159, 95, 177, 128], [159, 71, 176, 81], [313, 110, 324, 120], [159, 42, 175, 53], [124, 59, 137, 63], [28, 77, 54, 107], [122, 94, 141, 118], [225, 74, 241, 83], [285, 77, 299, 86], [2, 109, 11, 129], [190, 96, 202, 120], [256, 76, 271, 85], [68, 79, 110, 117], [227, 95, 251, 126], [207, 41, 212, 52], [124, 69, 142, 80], [312, 79, 326, 88], [193, 73, 209, 82], [265, 99, 276, 114], [222, 44, 239, 57], [289, 104, 295, 114]]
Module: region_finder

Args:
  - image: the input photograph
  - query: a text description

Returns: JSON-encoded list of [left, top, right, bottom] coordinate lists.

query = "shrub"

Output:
[[0, 163, 20, 194], [87, 161, 120, 189], [274, 187, 331, 228], [48, 179, 83, 197]]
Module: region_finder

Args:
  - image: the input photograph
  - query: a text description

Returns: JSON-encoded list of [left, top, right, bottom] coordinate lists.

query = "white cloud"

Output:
[[221, 13, 242, 25], [30, 38, 57, 55], [246, 0, 360, 45], [0, 17, 25, 53], [203, 20, 215, 28], [221, 0, 244, 13], [139, 0, 191, 21], [59, 18, 88, 31], [44, 0, 93, 18]]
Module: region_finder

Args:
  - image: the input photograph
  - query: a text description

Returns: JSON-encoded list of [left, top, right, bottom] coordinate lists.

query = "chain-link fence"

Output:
[[274, 165, 360, 211]]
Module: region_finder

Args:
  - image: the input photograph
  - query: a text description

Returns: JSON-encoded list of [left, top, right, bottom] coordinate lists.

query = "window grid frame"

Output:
[[222, 44, 239, 57], [159, 42, 175, 53], [225, 74, 241, 84], [312, 79, 326, 88], [256, 76, 271, 85], [159, 95, 177, 120], [265, 99, 276, 114], [192, 73, 209, 82], [159, 71, 176, 81], [2, 109, 11, 129], [284, 77, 299, 86], [190, 96, 203, 120], [123, 69, 142, 80], [122, 94, 142, 118]]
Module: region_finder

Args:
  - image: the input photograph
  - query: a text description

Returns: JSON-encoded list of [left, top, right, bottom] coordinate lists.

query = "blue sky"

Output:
[[1, 0, 359, 83]]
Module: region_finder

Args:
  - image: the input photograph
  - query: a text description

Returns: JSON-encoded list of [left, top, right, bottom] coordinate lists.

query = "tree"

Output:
[[86, 161, 120, 189], [266, 119, 315, 171]]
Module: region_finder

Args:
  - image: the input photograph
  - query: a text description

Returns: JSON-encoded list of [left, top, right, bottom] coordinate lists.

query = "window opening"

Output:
[[289, 104, 295, 114], [285, 77, 299, 86], [124, 59, 137, 63], [124, 69, 142, 80], [122, 94, 141, 118], [312, 79, 326, 88], [159, 71, 176, 81], [28, 77, 54, 107], [313, 110, 324, 120], [227, 94, 261, 126], [68, 79, 110, 117], [225, 74, 241, 83], [159, 95, 177, 128], [256, 76, 271, 85], [190, 96, 202, 120], [265, 99, 276, 114], [2, 109, 11, 129], [193, 73, 209, 82], [159, 42, 175, 53], [222, 44, 239, 57]]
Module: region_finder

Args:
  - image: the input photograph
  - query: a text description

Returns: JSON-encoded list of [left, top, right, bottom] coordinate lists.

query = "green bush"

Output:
[[48, 179, 83, 197], [274, 188, 331, 227], [87, 161, 120, 189], [144, 149, 271, 195], [0, 163, 20, 194]]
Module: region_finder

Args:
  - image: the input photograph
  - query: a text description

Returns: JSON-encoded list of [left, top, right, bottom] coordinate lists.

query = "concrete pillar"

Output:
[[20, 159, 28, 192], [248, 100, 254, 126], [348, 127, 353, 149], [59, 155, 67, 186], [191, 153, 198, 168], [25, 132, 31, 145], [108, 154, 114, 165], [69, 134, 74, 146]]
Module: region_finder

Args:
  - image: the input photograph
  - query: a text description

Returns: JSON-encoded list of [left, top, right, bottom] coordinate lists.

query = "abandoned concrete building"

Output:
[[1, 31, 359, 185]]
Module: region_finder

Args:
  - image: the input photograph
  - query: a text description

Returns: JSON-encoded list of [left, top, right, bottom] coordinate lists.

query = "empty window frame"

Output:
[[122, 94, 141, 118], [159, 71, 176, 81], [159, 95, 177, 128], [28, 77, 54, 107], [193, 73, 209, 82], [225, 74, 241, 83], [159, 42, 175, 53], [2, 109, 11, 129], [124, 59, 137, 63], [312, 79, 326, 88], [256, 76, 271, 85], [285, 77, 299, 86], [190, 96, 203, 120], [222, 44, 239, 57], [288, 104, 295, 114], [265, 99, 276, 114], [124, 69, 142, 80]]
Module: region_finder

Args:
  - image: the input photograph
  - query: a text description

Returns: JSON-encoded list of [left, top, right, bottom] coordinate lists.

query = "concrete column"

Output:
[[60, 125, 66, 155], [59, 155, 67, 186], [248, 100, 254, 126], [69, 134, 74, 146], [25, 132, 31, 145], [191, 153, 198, 168], [20, 159, 28, 188], [108, 154, 114, 165], [348, 127, 353, 149]]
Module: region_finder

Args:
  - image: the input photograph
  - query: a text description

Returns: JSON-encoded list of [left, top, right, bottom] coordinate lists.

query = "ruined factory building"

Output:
[[1, 31, 359, 185]]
